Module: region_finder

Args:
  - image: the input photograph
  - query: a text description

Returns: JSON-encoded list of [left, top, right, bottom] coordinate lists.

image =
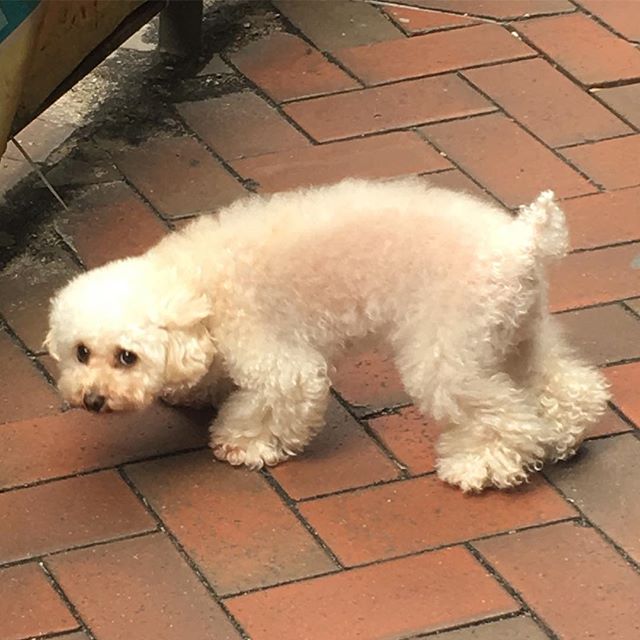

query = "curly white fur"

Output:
[[46, 178, 609, 491]]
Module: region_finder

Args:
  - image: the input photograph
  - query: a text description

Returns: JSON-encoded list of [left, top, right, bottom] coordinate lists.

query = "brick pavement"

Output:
[[1, 1, 640, 638]]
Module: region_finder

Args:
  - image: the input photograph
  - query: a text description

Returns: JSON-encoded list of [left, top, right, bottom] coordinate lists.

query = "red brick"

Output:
[[115, 136, 246, 217], [606, 362, 640, 425], [177, 92, 309, 160], [464, 58, 631, 148], [546, 434, 640, 563], [0, 247, 79, 353], [48, 534, 241, 640], [595, 83, 640, 129], [404, 0, 572, 19], [562, 187, 640, 250], [332, 344, 409, 412], [1, 563, 77, 640], [516, 13, 640, 86], [10, 117, 75, 163], [335, 24, 534, 86], [0, 330, 58, 424], [587, 408, 633, 438], [230, 32, 359, 102], [549, 243, 640, 311], [561, 135, 640, 190], [226, 546, 517, 640], [577, 0, 640, 42], [231, 131, 451, 192], [556, 303, 640, 365], [284, 74, 495, 142], [475, 522, 640, 639], [0, 404, 209, 489], [58, 182, 167, 268], [368, 406, 440, 475], [422, 113, 595, 208], [275, 0, 403, 50], [125, 451, 334, 595], [299, 475, 575, 566], [422, 169, 497, 203], [433, 616, 548, 640], [270, 399, 398, 500], [0, 471, 155, 563], [384, 5, 480, 34]]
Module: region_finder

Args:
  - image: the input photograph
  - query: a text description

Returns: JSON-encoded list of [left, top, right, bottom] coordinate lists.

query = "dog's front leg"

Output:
[[209, 343, 330, 469]]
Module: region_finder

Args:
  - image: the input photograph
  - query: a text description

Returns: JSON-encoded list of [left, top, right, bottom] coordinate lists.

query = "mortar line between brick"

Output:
[[117, 467, 251, 640], [220, 516, 579, 600], [604, 400, 638, 431], [552, 293, 640, 315], [542, 472, 640, 575], [569, 237, 640, 254], [14, 629, 84, 640], [260, 468, 346, 568], [410, 611, 533, 639], [369, 1, 577, 23], [465, 543, 561, 640], [330, 388, 411, 478], [39, 560, 98, 640], [376, 5, 486, 39], [556, 130, 639, 151], [456, 73, 604, 193], [620, 300, 640, 322], [0, 445, 207, 495], [0, 314, 58, 389]]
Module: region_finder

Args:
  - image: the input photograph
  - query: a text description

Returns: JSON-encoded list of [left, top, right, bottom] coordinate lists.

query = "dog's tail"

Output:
[[517, 190, 569, 261]]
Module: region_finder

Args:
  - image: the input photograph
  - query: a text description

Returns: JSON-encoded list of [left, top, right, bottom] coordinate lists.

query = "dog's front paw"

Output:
[[211, 436, 290, 469]]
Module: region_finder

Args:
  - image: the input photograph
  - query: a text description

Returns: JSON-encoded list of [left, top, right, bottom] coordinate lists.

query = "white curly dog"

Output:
[[46, 178, 609, 491]]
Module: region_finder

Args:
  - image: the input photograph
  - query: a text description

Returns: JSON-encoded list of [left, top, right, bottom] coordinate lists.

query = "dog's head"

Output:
[[46, 257, 215, 412]]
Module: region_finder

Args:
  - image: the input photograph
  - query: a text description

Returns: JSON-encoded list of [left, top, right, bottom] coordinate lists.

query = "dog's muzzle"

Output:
[[83, 392, 106, 413]]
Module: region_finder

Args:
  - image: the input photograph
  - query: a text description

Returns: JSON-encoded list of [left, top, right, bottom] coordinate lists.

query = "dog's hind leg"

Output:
[[210, 337, 330, 469]]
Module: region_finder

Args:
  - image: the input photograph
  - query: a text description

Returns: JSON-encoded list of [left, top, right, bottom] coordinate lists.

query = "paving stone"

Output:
[[178, 91, 309, 160], [115, 136, 247, 217], [548, 242, 640, 311], [0, 471, 155, 563], [284, 74, 495, 142], [464, 58, 631, 148], [561, 135, 640, 190], [577, 0, 640, 42], [595, 83, 640, 128], [274, 0, 403, 50], [403, 0, 573, 19], [422, 112, 595, 208], [197, 53, 234, 76], [422, 169, 497, 203], [57, 182, 168, 268], [383, 5, 480, 34], [0, 247, 80, 353], [431, 615, 549, 640], [475, 522, 640, 639], [0, 330, 59, 424], [335, 24, 534, 86], [0, 156, 32, 194], [44, 143, 120, 187], [606, 361, 640, 425], [270, 399, 398, 500], [232, 131, 451, 192], [48, 534, 241, 640], [546, 434, 640, 563], [226, 546, 517, 640], [8, 117, 75, 163], [230, 31, 359, 102], [0, 404, 209, 489], [332, 344, 410, 413], [562, 186, 640, 250], [299, 474, 575, 566], [0, 563, 77, 640], [555, 303, 640, 365], [587, 408, 633, 439], [125, 450, 335, 595], [368, 406, 440, 475], [516, 13, 640, 86]]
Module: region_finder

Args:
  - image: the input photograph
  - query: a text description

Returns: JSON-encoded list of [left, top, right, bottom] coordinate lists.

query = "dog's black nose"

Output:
[[84, 393, 106, 412]]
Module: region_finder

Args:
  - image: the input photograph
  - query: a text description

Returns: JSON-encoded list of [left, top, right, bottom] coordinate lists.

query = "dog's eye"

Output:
[[76, 344, 90, 364], [117, 350, 138, 367]]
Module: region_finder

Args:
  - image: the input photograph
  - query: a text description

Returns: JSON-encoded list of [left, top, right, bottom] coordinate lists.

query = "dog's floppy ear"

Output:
[[155, 291, 216, 386]]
